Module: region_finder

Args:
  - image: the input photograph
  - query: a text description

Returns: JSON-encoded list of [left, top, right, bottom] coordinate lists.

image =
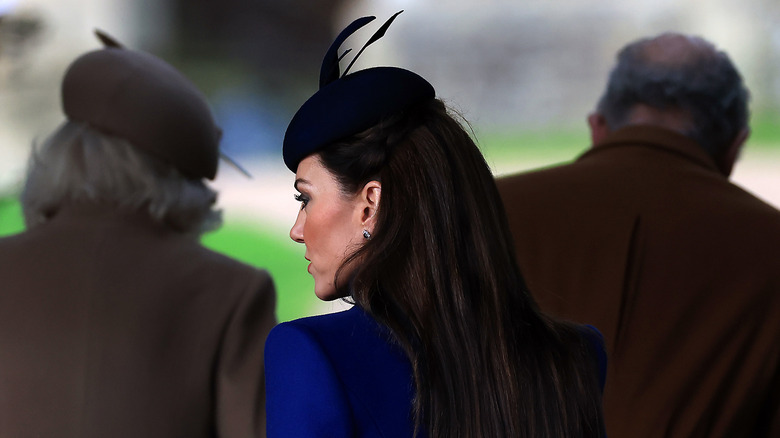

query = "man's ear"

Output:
[[717, 127, 750, 177], [587, 112, 611, 146], [358, 180, 382, 231]]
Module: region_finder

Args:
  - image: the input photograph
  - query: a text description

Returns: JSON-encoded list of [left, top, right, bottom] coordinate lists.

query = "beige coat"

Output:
[[497, 126, 780, 438], [0, 203, 276, 437]]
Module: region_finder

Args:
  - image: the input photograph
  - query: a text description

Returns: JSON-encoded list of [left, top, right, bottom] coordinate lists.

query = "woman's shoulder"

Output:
[[577, 324, 608, 390], [265, 305, 405, 370], [265, 305, 417, 437], [578, 324, 605, 350], [268, 305, 377, 346], [274, 305, 364, 329]]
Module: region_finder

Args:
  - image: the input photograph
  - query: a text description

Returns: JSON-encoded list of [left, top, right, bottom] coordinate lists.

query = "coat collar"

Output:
[[49, 202, 172, 234], [580, 125, 722, 174]]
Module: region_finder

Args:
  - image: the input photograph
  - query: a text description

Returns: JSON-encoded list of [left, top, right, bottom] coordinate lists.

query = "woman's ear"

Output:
[[359, 180, 382, 230]]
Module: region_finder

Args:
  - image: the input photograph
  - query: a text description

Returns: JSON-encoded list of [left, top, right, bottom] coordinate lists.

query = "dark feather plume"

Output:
[[94, 29, 124, 48], [342, 10, 404, 77], [319, 16, 375, 88]]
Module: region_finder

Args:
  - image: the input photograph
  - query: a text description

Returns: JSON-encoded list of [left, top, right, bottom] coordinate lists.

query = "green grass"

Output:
[[477, 126, 591, 174], [0, 197, 317, 322], [201, 221, 317, 322], [476, 115, 780, 175], [478, 126, 588, 159], [0, 198, 23, 236], [747, 113, 780, 150]]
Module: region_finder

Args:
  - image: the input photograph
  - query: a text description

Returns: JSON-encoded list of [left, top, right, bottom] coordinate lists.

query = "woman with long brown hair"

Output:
[[265, 12, 606, 437]]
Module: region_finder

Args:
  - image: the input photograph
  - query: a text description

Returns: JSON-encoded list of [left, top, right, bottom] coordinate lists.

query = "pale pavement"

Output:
[[213, 152, 780, 230]]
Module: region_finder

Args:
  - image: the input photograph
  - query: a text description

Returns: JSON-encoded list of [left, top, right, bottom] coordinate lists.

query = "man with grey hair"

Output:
[[0, 32, 276, 437], [498, 33, 780, 437]]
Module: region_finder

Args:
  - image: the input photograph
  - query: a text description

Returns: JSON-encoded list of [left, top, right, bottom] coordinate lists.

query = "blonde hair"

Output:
[[22, 121, 221, 235]]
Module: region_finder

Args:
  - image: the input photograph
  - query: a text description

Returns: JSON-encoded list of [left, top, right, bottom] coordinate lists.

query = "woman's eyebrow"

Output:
[[294, 178, 311, 191]]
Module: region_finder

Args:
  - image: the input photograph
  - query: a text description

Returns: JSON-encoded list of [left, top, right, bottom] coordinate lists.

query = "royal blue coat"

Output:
[[265, 306, 606, 437]]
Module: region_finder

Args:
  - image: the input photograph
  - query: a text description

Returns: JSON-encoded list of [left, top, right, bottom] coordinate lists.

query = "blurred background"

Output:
[[1, 0, 779, 321]]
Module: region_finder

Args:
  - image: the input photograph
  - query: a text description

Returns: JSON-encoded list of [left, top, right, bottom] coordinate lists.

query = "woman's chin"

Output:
[[313, 285, 344, 302]]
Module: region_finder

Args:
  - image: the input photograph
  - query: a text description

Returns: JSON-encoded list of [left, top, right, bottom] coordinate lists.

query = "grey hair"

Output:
[[596, 33, 749, 157], [22, 121, 222, 235]]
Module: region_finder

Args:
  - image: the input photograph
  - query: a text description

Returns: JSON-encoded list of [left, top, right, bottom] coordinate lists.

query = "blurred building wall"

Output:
[[345, 0, 780, 129]]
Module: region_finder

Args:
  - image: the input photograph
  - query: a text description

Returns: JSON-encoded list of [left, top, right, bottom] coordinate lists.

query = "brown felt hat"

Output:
[[62, 31, 221, 180]]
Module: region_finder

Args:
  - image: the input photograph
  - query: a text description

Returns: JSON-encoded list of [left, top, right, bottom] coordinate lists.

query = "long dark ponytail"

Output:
[[319, 98, 604, 437]]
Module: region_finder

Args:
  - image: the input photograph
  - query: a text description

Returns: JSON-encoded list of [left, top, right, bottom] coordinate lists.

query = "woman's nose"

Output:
[[290, 210, 305, 243]]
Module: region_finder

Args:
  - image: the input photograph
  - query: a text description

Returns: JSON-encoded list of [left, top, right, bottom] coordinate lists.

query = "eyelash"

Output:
[[294, 193, 309, 209]]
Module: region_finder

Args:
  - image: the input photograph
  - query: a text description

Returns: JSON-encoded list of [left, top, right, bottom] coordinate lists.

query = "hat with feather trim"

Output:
[[282, 11, 435, 172], [61, 30, 225, 180]]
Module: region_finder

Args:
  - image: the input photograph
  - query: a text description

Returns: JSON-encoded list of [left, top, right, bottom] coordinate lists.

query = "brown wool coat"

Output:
[[497, 126, 780, 438], [0, 203, 277, 438]]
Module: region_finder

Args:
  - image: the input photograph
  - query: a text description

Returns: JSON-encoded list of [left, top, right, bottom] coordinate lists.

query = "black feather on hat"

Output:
[[283, 11, 435, 172]]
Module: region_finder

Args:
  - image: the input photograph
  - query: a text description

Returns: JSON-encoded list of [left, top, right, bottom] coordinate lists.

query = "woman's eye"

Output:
[[294, 193, 309, 209]]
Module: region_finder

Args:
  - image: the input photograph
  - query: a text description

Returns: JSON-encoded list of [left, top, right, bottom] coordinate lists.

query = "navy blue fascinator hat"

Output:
[[283, 11, 435, 172]]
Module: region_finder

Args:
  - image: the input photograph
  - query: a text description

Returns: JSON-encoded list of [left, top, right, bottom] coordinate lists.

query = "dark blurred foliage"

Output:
[[169, 0, 350, 99], [0, 10, 44, 59], [164, 0, 357, 155]]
